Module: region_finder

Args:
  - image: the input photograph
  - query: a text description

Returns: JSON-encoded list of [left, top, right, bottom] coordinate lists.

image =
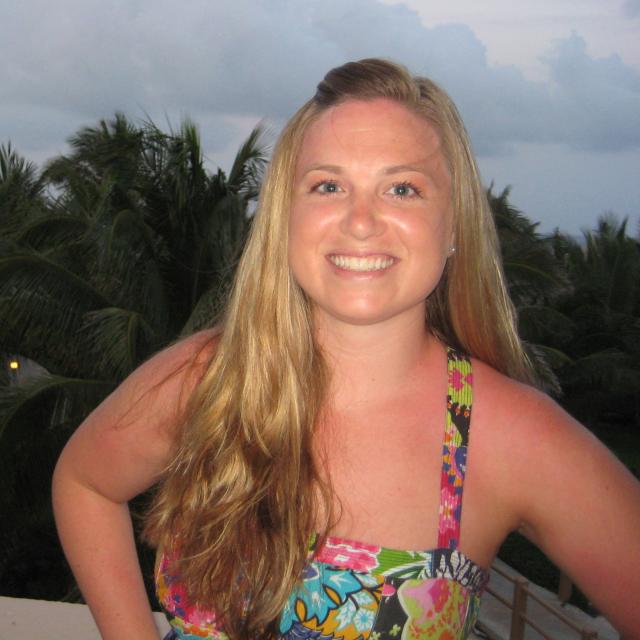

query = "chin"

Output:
[[314, 302, 427, 329]]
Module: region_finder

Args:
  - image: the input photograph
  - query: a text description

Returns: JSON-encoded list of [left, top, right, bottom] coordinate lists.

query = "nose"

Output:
[[340, 193, 385, 240]]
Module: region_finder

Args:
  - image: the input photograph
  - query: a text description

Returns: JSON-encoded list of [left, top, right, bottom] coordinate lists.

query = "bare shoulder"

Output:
[[471, 358, 640, 634], [114, 327, 220, 409], [470, 357, 590, 459], [54, 329, 220, 501], [470, 358, 635, 515]]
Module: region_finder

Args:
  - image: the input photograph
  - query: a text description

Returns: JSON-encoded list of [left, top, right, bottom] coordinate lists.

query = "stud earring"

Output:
[[447, 246, 456, 256]]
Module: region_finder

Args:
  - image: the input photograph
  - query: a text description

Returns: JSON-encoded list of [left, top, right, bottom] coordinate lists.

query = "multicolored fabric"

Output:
[[157, 347, 489, 639], [439, 350, 473, 551]]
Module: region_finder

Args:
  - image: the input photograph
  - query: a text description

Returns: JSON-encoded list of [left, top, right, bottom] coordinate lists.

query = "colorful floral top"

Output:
[[157, 348, 489, 639]]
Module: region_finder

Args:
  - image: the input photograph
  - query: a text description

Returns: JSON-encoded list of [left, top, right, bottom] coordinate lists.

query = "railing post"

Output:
[[510, 576, 528, 640], [557, 572, 572, 604]]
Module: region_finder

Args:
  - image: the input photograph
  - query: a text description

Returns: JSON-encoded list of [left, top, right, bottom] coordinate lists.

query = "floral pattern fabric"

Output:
[[157, 348, 488, 639]]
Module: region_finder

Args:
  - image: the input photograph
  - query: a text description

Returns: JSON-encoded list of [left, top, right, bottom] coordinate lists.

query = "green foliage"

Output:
[[490, 186, 567, 309], [0, 114, 267, 599], [489, 186, 569, 395], [548, 217, 640, 428], [0, 143, 48, 235], [489, 188, 640, 431]]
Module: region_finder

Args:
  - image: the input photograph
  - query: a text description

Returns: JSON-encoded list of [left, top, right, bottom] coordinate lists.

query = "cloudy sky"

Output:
[[1, 0, 639, 235]]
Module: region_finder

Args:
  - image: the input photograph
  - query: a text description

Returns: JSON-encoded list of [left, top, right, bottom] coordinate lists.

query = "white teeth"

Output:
[[329, 255, 394, 272]]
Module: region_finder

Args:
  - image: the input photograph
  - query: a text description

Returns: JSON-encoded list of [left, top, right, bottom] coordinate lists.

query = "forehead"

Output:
[[296, 98, 446, 171]]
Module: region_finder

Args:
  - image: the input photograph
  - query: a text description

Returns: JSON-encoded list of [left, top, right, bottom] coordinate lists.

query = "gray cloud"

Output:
[[1, 0, 639, 160], [541, 32, 640, 151], [622, 0, 640, 18]]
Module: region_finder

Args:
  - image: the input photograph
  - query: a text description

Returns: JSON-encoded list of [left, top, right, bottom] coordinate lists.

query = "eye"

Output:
[[310, 180, 342, 195], [388, 181, 422, 199]]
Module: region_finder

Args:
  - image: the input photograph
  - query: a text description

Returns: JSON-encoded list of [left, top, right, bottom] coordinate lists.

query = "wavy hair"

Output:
[[144, 58, 533, 639]]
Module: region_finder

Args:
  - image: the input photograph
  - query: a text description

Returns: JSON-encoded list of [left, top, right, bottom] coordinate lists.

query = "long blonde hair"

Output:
[[144, 58, 532, 638]]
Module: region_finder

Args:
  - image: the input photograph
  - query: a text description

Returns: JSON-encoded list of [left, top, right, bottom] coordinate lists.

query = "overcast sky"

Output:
[[1, 0, 639, 235]]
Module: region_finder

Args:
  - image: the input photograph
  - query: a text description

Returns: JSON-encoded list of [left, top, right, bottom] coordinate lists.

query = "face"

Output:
[[288, 98, 453, 331]]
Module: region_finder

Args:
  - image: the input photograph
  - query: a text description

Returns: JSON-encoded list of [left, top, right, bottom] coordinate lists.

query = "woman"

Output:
[[53, 59, 640, 639]]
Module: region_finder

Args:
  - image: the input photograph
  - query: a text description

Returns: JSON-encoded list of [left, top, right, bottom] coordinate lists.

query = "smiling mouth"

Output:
[[328, 254, 395, 272]]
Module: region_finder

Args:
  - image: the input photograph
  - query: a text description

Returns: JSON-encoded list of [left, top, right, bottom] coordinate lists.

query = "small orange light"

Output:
[[9, 360, 19, 370]]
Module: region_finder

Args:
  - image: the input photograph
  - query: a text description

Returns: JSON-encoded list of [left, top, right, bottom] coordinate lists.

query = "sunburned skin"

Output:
[[289, 98, 453, 330]]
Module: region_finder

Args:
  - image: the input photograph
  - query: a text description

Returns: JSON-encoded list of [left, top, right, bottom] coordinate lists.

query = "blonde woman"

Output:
[[53, 59, 640, 639]]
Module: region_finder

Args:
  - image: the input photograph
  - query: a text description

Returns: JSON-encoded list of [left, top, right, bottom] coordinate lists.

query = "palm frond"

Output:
[[517, 304, 575, 345], [0, 372, 113, 441], [227, 125, 269, 200], [180, 282, 228, 337], [79, 307, 158, 379], [0, 253, 111, 373], [0, 142, 47, 234], [15, 214, 90, 251], [522, 342, 564, 396], [104, 207, 172, 325]]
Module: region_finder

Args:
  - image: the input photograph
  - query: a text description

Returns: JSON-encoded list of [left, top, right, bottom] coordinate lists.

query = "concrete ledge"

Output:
[[0, 596, 171, 639]]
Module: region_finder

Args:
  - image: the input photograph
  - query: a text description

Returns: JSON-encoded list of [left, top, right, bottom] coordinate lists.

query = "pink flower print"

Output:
[[439, 492, 455, 528], [397, 578, 452, 637], [316, 537, 381, 572], [400, 579, 470, 639], [157, 552, 219, 629], [448, 368, 472, 392], [448, 369, 463, 392], [438, 484, 459, 548], [430, 579, 452, 613]]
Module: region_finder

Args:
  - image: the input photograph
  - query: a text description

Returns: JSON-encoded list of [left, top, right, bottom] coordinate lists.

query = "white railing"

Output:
[[478, 565, 598, 640]]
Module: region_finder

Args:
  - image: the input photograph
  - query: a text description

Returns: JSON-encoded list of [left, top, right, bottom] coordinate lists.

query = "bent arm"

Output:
[[507, 392, 640, 637], [52, 458, 160, 639], [52, 330, 217, 640]]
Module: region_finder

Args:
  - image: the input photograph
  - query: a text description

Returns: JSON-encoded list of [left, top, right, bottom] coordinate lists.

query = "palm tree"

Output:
[[0, 142, 49, 237], [488, 186, 570, 393], [0, 115, 267, 598], [550, 215, 640, 430]]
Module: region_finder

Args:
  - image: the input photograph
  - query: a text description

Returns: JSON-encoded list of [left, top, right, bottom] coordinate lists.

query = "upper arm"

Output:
[[53, 329, 219, 503], [505, 389, 640, 634]]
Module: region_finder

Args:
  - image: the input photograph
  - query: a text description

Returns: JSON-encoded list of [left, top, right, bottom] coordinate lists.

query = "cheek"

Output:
[[288, 202, 334, 258], [404, 214, 451, 255]]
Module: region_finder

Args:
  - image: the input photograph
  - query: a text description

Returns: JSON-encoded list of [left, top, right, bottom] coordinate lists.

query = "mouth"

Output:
[[327, 254, 396, 272]]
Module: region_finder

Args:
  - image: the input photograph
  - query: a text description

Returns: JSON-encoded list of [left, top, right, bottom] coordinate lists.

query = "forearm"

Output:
[[52, 462, 160, 640]]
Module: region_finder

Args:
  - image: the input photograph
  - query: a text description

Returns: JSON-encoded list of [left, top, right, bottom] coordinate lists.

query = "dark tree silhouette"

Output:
[[0, 116, 266, 598]]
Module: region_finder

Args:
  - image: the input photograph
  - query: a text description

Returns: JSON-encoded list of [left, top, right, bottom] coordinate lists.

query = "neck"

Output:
[[314, 308, 438, 409]]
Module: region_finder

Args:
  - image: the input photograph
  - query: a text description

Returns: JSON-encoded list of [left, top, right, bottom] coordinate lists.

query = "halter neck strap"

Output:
[[438, 348, 473, 550]]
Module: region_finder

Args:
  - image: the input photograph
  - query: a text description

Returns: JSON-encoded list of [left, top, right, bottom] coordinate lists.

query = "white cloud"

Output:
[[3, 0, 638, 157], [0, 0, 639, 232]]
